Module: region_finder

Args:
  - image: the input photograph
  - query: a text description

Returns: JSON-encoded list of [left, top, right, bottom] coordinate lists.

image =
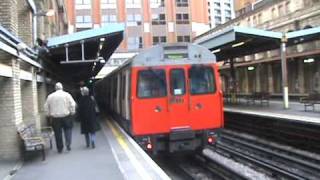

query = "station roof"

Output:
[[194, 26, 320, 61], [47, 24, 124, 82]]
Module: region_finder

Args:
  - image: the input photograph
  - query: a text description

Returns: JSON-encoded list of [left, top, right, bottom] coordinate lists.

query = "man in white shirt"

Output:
[[44, 82, 76, 153]]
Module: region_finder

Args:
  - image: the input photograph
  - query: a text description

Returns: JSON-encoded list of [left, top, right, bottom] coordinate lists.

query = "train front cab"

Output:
[[131, 63, 224, 154]]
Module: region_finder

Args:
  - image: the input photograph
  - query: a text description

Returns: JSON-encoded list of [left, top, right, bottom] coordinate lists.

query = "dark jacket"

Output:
[[78, 95, 100, 134]]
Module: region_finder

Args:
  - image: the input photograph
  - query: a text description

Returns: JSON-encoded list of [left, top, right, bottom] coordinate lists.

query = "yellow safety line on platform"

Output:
[[106, 120, 153, 180]]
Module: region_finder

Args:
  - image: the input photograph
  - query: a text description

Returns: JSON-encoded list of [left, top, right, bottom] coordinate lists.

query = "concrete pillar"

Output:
[[255, 65, 261, 92], [38, 73, 48, 126], [298, 60, 305, 94], [268, 64, 274, 93], [243, 67, 249, 94], [21, 67, 40, 129], [0, 58, 22, 160]]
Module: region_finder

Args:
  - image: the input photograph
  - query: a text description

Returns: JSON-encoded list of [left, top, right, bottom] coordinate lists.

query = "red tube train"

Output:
[[95, 43, 224, 154]]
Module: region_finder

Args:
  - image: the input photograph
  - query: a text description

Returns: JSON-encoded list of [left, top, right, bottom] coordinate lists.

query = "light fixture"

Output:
[[211, 49, 221, 53], [232, 42, 245, 48], [248, 66, 255, 71], [99, 59, 106, 64], [34, 9, 55, 17], [304, 58, 314, 63]]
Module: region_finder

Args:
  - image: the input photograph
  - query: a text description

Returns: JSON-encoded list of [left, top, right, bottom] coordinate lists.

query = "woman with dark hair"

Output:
[[78, 87, 100, 148]]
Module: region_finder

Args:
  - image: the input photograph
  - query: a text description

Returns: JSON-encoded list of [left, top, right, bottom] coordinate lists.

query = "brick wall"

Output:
[[17, 0, 33, 46], [0, 0, 18, 35], [0, 59, 22, 160], [21, 67, 40, 129]]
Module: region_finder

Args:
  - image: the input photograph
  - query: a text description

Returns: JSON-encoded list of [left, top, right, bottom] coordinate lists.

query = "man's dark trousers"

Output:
[[52, 116, 73, 152]]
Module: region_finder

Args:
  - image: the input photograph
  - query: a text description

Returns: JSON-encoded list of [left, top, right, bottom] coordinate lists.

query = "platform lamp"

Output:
[[33, 9, 55, 46]]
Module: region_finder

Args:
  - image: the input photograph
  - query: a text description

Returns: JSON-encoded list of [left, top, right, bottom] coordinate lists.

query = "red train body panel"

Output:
[[95, 43, 224, 153]]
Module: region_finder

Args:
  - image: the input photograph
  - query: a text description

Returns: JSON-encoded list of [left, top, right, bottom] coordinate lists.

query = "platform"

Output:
[[3, 117, 170, 180], [224, 100, 320, 124]]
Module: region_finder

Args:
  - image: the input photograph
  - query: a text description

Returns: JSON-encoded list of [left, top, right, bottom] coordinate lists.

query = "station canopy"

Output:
[[47, 24, 124, 82], [194, 26, 320, 61]]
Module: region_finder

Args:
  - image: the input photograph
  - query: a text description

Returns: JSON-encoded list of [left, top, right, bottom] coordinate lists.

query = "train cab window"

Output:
[[189, 66, 216, 95], [137, 69, 167, 98], [170, 69, 185, 96]]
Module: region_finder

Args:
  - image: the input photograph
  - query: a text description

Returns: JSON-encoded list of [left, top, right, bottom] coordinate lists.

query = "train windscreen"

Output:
[[137, 69, 167, 98], [189, 66, 216, 95]]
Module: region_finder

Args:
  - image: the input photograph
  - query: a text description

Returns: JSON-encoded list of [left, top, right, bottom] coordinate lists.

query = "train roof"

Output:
[[130, 43, 216, 67]]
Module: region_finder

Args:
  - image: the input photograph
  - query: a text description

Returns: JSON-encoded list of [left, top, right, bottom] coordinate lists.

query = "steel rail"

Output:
[[221, 131, 320, 173], [214, 144, 307, 180], [194, 154, 248, 180]]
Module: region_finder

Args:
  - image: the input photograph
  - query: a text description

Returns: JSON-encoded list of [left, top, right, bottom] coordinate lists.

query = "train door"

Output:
[[131, 68, 169, 135], [167, 67, 190, 129], [188, 65, 221, 129]]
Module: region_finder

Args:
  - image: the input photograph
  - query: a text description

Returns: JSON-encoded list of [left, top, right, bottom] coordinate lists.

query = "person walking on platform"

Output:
[[44, 82, 76, 153], [78, 87, 100, 148]]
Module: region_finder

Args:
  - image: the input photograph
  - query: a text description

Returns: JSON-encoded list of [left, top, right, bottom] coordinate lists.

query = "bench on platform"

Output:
[[17, 123, 54, 161], [245, 92, 270, 106], [300, 92, 320, 111]]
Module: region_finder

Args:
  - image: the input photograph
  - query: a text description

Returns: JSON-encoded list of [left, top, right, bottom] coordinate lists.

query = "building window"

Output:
[[176, 0, 188, 7], [271, 8, 276, 19], [253, 16, 257, 25], [214, 2, 220, 7], [176, 13, 189, 24], [214, 9, 221, 15], [215, 16, 221, 24], [177, 36, 190, 42], [278, 5, 284, 16], [128, 36, 142, 50], [76, 0, 91, 4], [150, 0, 165, 8], [102, 15, 117, 25], [127, 14, 142, 26], [153, 36, 166, 45], [285, 1, 290, 13], [101, 0, 116, 4], [152, 14, 166, 25], [225, 10, 231, 17], [126, 0, 141, 8], [76, 16, 92, 23], [258, 13, 262, 24], [224, 2, 231, 9]]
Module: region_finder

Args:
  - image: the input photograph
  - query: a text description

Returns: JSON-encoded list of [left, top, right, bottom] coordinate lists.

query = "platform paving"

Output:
[[10, 122, 124, 180], [225, 99, 320, 123]]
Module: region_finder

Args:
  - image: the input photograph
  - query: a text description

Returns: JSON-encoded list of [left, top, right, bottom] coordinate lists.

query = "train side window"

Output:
[[189, 66, 216, 95], [170, 69, 185, 96], [137, 69, 167, 98]]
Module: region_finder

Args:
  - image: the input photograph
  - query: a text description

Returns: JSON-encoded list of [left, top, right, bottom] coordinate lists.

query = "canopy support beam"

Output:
[[281, 33, 289, 109]]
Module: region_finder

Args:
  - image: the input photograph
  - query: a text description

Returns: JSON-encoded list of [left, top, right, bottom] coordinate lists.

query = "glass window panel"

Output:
[[138, 70, 167, 98], [189, 66, 216, 95], [84, 16, 91, 22], [76, 16, 83, 23], [83, 0, 90, 4], [170, 69, 185, 95]]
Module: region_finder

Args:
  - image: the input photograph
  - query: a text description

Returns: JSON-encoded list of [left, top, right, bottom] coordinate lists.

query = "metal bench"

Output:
[[300, 93, 320, 111], [17, 123, 54, 161]]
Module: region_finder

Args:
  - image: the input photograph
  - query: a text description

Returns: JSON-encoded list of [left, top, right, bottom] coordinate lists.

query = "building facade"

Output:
[[207, 0, 235, 28], [196, 0, 320, 96], [0, 0, 67, 160], [66, 0, 211, 69]]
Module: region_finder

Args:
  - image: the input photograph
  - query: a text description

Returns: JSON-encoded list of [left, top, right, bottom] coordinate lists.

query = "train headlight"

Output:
[[147, 143, 153, 150], [208, 137, 215, 144]]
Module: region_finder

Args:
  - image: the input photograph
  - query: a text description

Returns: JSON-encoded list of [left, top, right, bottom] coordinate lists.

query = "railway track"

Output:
[[215, 129, 320, 180], [154, 153, 248, 180], [224, 112, 320, 153]]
